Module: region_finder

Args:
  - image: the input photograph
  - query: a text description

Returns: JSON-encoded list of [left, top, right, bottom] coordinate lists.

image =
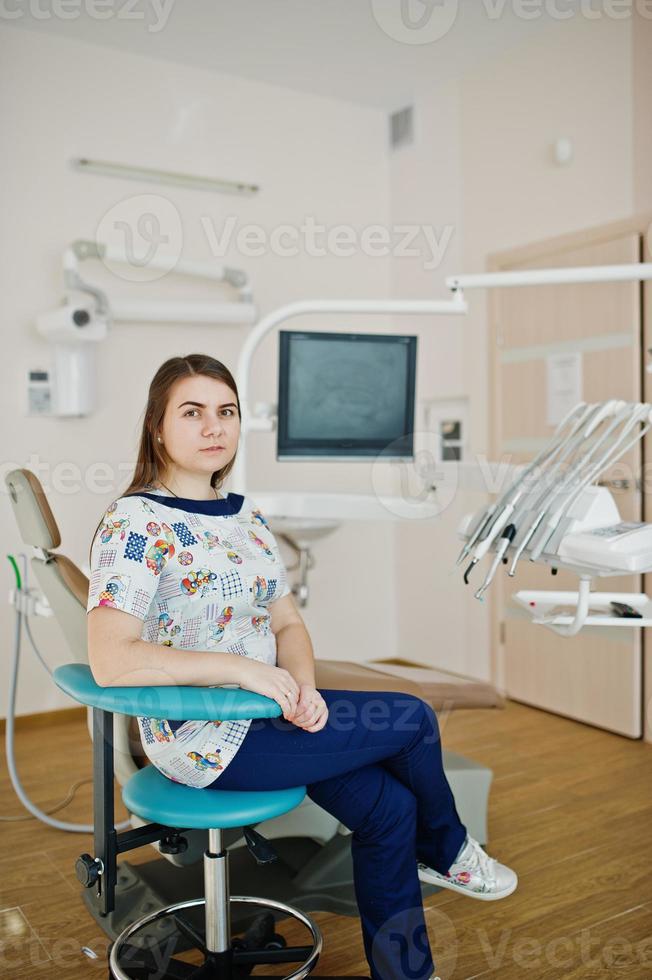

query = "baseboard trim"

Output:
[[0, 705, 86, 734]]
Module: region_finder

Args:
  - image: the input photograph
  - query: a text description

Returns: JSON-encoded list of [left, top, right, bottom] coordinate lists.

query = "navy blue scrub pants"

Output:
[[206, 688, 468, 980]]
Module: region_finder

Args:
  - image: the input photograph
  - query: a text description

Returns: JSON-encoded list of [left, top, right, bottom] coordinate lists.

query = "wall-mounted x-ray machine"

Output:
[[34, 240, 257, 416]]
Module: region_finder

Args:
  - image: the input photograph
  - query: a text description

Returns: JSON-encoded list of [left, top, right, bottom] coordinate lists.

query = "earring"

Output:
[[157, 436, 162, 444]]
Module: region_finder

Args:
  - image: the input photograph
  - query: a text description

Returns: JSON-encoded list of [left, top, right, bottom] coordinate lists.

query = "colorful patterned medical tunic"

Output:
[[86, 487, 292, 787]]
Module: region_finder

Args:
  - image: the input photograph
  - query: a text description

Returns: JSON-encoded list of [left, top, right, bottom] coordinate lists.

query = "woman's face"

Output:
[[158, 374, 241, 477]]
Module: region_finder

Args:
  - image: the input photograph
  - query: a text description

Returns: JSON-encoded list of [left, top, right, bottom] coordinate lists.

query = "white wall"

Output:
[[633, 6, 652, 213], [0, 25, 394, 716], [388, 81, 478, 678], [390, 16, 634, 683]]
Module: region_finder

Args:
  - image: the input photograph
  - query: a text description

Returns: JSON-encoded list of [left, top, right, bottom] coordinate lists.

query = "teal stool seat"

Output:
[[123, 764, 306, 830]]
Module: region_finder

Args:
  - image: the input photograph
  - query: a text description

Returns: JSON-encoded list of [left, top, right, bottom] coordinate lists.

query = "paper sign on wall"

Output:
[[546, 352, 582, 426]]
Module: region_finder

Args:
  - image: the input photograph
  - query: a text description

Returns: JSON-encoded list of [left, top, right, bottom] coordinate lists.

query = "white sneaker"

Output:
[[417, 834, 517, 901]]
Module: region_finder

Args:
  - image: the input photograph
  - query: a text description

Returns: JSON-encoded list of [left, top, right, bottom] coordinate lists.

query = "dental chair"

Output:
[[5, 468, 498, 966]]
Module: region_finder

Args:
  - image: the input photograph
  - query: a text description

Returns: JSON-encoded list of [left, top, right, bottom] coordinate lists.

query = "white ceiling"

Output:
[[5, 0, 566, 110]]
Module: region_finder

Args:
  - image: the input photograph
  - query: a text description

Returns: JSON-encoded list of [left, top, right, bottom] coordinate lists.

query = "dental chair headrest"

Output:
[[5, 468, 89, 607], [5, 468, 62, 550]]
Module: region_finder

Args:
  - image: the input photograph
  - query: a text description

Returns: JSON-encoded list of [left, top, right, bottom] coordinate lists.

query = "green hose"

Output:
[[7, 555, 22, 591]]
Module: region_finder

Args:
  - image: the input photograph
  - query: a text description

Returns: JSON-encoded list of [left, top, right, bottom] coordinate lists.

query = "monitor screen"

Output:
[[277, 330, 417, 459]]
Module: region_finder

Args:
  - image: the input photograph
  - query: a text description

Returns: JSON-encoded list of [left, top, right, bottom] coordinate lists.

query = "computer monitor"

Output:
[[277, 330, 417, 460]]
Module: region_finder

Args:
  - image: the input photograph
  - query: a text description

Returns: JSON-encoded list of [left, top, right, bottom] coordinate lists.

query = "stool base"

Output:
[[109, 893, 337, 980]]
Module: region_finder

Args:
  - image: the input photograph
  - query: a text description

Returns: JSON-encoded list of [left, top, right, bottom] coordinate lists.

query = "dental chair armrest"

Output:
[[53, 663, 282, 720]]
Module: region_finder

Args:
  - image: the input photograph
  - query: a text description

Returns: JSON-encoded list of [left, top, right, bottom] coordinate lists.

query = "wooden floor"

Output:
[[1, 699, 651, 980]]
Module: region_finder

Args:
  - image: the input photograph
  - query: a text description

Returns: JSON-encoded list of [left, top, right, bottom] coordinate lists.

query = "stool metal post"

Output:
[[205, 828, 230, 954]]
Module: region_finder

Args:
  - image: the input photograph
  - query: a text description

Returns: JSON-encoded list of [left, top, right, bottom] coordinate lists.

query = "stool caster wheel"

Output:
[[231, 911, 287, 975], [235, 910, 287, 951]]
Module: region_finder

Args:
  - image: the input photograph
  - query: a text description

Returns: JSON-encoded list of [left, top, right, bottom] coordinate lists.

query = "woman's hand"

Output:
[[286, 684, 329, 733], [235, 661, 301, 720]]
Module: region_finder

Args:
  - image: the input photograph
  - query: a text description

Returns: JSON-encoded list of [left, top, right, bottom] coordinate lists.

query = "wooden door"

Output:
[[490, 233, 643, 738]]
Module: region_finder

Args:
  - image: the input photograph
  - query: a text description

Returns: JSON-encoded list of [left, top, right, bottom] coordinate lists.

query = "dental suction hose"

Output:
[[4, 554, 130, 833]]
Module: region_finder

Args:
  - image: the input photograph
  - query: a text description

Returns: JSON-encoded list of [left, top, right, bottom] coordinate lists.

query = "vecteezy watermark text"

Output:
[[371, 0, 652, 45], [0, 0, 175, 33], [201, 215, 454, 270], [95, 194, 456, 277]]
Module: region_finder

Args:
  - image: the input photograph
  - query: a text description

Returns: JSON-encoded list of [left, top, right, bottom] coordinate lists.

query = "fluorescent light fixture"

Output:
[[111, 300, 257, 325], [70, 157, 259, 196]]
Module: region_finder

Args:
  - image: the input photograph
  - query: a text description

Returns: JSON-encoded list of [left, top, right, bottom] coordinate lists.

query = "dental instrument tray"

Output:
[[512, 590, 652, 628], [556, 521, 652, 573]]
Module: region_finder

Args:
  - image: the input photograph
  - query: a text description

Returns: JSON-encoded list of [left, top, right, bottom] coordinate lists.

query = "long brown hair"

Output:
[[88, 354, 241, 564]]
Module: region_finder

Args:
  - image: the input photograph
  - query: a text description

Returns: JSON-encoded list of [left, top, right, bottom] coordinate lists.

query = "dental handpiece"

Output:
[[528, 403, 648, 556], [506, 402, 612, 535], [529, 406, 652, 562], [457, 402, 590, 570], [456, 505, 498, 566], [462, 499, 519, 584], [489, 409, 598, 578], [506, 401, 624, 527], [507, 401, 628, 572], [474, 523, 517, 600]]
